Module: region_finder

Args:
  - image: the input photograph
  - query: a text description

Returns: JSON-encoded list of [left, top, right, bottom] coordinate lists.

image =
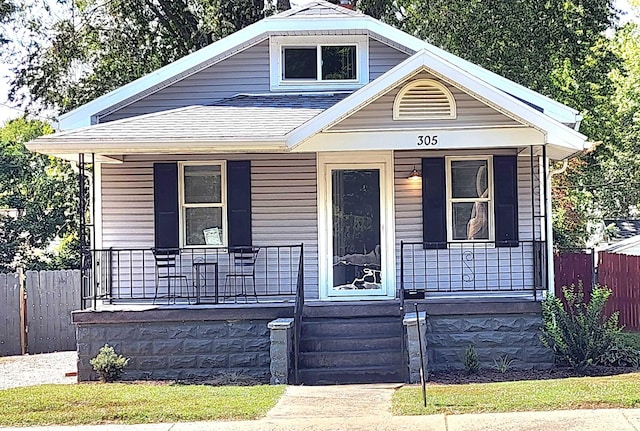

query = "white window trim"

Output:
[[269, 35, 369, 91], [446, 156, 494, 243], [178, 160, 228, 248]]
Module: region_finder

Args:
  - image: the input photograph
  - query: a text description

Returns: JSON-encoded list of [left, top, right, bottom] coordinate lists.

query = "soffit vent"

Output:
[[393, 79, 457, 120]]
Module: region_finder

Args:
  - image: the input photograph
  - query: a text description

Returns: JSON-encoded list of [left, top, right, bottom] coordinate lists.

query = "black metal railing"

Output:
[[81, 244, 304, 309], [293, 243, 304, 384], [400, 240, 546, 298]]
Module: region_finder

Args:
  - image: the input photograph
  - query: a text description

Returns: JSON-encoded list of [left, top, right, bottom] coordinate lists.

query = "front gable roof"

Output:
[[55, 0, 581, 130], [285, 50, 587, 159]]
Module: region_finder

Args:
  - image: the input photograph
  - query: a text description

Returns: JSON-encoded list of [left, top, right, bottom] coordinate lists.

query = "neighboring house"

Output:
[[28, 1, 589, 384], [600, 220, 640, 256]]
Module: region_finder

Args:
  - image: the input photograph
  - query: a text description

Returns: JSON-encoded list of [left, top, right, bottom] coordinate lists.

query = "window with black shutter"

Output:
[[153, 161, 252, 248]]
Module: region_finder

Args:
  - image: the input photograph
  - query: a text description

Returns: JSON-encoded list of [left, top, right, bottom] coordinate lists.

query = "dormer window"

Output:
[[282, 46, 356, 80], [270, 36, 368, 90]]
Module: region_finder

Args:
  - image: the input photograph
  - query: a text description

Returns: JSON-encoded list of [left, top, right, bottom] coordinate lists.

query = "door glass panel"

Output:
[[331, 169, 381, 291]]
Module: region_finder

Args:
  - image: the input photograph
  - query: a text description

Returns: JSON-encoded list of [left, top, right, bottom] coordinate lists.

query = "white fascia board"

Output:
[[58, 14, 580, 131], [286, 50, 587, 152], [28, 140, 288, 157], [360, 19, 581, 125], [57, 20, 272, 130]]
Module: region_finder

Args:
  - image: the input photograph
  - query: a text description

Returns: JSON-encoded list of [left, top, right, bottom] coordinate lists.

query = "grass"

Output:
[[393, 372, 640, 415], [0, 383, 285, 427]]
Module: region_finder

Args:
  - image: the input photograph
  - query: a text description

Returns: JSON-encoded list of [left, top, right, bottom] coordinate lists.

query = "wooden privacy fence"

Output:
[[0, 270, 80, 356], [598, 252, 640, 331], [554, 250, 594, 301]]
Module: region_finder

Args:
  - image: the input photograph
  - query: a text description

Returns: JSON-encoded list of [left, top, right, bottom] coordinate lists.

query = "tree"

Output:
[[4, 0, 289, 115], [0, 118, 78, 271], [0, 0, 15, 43]]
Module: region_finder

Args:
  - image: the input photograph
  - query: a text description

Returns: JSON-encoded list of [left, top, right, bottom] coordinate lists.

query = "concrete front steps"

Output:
[[297, 302, 406, 385]]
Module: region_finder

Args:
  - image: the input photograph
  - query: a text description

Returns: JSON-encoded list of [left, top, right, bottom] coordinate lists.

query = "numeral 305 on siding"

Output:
[[417, 135, 438, 146]]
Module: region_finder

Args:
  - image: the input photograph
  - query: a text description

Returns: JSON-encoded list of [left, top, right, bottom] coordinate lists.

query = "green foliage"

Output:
[[540, 283, 622, 370], [597, 339, 640, 367], [492, 355, 515, 373], [89, 344, 129, 383], [0, 118, 78, 271], [3, 0, 290, 114], [463, 345, 480, 374]]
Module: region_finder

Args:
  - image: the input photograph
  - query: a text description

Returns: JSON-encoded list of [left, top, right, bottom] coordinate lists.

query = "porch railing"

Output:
[[400, 240, 546, 300], [81, 244, 304, 309]]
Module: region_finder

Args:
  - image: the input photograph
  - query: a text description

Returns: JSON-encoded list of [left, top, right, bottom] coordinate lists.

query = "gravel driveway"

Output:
[[0, 351, 77, 390]]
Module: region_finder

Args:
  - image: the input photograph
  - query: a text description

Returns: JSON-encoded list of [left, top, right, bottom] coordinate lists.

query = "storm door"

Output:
[[318, 153, 395, 300]]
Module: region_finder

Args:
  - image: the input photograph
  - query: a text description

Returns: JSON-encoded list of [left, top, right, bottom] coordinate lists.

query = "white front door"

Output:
[[318, 152, 395, 300]]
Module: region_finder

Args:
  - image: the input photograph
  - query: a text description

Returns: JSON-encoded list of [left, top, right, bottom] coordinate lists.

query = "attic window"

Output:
[[282, 46, 356, 81], [393, 79, 457, 120], [270, 35, 368, 90]]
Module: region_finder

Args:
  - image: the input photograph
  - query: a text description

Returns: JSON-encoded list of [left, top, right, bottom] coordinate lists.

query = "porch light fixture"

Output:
[[408, 166, 421, 180]]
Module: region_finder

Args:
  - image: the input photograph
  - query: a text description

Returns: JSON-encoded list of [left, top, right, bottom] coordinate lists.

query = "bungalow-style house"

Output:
[[28, 1, 589, 384]]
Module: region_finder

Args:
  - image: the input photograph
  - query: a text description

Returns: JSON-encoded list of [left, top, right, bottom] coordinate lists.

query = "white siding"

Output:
[[99, 149, 542, 300], [100, 153, 319, 298], [330, 71, 520, 131], [99, 37, 412, 123], [369, 39, 410, 80], [99, 41, 272, 123], [393, 150, 541, 292]]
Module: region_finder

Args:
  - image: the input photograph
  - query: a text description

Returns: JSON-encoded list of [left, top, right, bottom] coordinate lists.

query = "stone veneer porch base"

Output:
[[72, 304, 293, 382], [73, 300, 553, 384]]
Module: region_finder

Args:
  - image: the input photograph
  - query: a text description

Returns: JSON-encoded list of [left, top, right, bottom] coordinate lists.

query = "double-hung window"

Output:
[[447, 157, 493, 242], [179, 162, 226, 247]]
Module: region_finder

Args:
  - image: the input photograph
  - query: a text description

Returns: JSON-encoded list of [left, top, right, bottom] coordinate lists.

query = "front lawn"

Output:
[[0, 383, 285, 427], [393, 372, 640, 415]]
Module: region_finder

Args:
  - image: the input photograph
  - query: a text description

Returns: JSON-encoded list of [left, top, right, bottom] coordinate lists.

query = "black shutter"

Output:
[[493, 155, 519, 247], [422, 157, 447, 249], [153, 163, 179, 249], [227, 160, 252, 248]]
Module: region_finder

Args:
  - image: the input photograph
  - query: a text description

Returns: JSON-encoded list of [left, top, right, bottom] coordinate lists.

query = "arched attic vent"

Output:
[[393, 78, 457, 120]]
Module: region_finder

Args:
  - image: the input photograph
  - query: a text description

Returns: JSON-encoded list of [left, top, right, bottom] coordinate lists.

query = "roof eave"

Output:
[[27, 138, 289, 158], [57, 15, 581, 131]]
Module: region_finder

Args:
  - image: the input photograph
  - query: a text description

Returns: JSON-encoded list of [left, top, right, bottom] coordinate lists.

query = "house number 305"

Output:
[[417, 135, 438, 146]]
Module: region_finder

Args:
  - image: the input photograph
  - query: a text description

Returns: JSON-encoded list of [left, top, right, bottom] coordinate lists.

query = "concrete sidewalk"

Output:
[[1, 384, 639, 431]]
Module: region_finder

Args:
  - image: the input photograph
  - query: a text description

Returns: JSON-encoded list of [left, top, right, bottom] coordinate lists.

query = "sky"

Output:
[[0, 0, 637, 126]]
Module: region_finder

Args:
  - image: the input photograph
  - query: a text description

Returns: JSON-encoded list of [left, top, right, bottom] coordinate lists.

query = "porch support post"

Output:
[[543, 146, 555, 296], [403, 311, 427, 384], [268, 318, 294, 385]]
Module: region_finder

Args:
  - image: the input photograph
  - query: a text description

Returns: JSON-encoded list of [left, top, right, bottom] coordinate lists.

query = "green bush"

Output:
[[463, 345, 481, 374], [598, 339, 640, 368], [540, 283, 621, 370], [89, 344, 129, 383]]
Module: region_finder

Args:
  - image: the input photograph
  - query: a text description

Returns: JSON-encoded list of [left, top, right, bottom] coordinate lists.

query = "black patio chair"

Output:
[[223, 247, 260, 301], [152, 248, 191, 304]]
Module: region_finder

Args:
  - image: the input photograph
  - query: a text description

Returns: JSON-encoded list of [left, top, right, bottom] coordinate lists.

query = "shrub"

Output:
[[598, 339, 640, 368], [89, 344, 129, 383], [493, 355, 515, 373], [463, 345, 481, 374], [540, 282, 622, 370]]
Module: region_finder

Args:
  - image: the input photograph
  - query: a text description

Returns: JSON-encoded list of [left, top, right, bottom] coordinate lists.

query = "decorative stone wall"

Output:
[[424, 301, 554, 372], [73, 306, 293, 382]]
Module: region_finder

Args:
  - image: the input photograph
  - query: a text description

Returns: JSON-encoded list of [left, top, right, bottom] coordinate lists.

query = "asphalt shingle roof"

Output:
[[42, 93, 351, 144]]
